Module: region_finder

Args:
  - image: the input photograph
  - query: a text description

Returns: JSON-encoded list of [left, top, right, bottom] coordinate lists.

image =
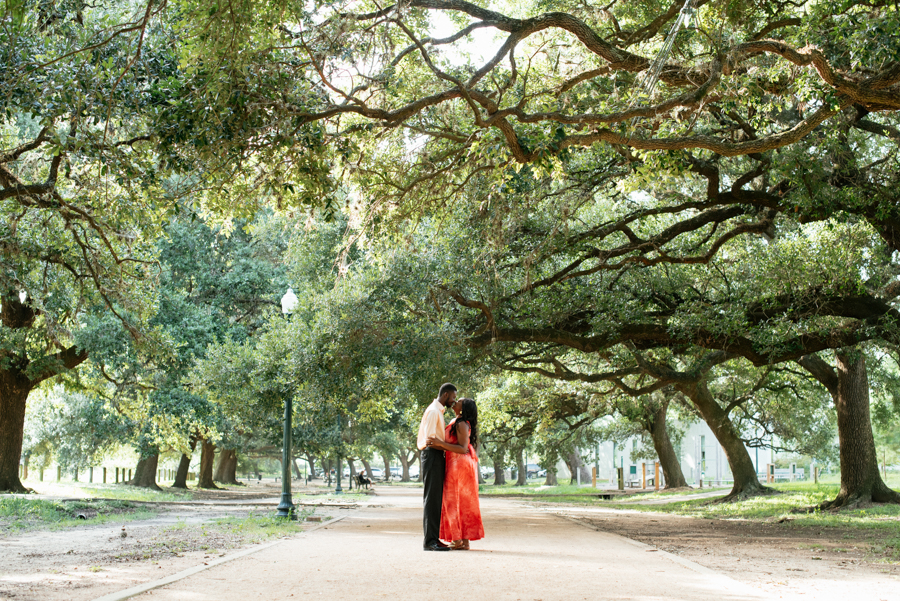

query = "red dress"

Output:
[[440, 419, 485, 542]]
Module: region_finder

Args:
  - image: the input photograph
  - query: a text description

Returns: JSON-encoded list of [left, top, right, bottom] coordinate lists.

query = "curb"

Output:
[[89, 515, 347, 601]]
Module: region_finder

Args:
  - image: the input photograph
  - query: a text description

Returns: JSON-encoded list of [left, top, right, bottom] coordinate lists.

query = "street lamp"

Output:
[[276, 288, 299, 519], [335, 415, 343, 494]]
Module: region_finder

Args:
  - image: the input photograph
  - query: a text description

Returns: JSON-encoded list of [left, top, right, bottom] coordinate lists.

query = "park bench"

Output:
[[355, 473, 372, 489]]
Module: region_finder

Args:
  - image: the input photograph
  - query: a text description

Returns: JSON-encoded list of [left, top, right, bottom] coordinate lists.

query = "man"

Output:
[[417, 382, 457, 551]]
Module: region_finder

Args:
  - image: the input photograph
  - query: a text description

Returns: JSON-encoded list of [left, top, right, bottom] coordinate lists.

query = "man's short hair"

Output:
[[438, 383, 457, 398]]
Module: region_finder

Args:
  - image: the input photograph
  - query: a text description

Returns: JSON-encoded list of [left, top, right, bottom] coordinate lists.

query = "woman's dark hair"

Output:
[[455, 398, 478, 448]]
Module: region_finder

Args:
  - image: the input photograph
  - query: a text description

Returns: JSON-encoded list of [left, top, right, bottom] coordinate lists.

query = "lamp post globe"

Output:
[[281, 288, 298, 317]]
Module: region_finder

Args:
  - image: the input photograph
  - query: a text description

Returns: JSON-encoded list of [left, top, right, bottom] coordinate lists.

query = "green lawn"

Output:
[[0, 497, 156, 535], [20, 481, 196, 502]]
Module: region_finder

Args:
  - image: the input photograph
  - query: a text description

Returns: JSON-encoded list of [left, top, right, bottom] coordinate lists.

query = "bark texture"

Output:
[[213, 448, 241, 485], [306, 454, 317, 478], [514, 448, 527, 486], [0, 304, 87, 493], [173, 437, 198, 489], [398, 447, 417, 482], [489, 445, 507, 485], [645, 400, 689, 489], [544, 465, 559, 486], [0, 372, 30, 492], [127, 454, 161, 490], [197, 440, 220, 489], [799, 350, 900, 509], [381, 454, 391, 481], [360, 458, 374, 480], [678, 381, 769, 500]]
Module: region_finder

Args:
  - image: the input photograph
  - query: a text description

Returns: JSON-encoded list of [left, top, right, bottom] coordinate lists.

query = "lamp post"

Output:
[[276, 288, 299, 519], [334, 415, 343, 494]]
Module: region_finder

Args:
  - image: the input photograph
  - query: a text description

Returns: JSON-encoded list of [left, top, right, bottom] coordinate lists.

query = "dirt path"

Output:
[[551, 506, 900, 600]]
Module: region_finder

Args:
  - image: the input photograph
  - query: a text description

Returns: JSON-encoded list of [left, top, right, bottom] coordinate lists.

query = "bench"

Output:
[[355, 473, 372, 489]]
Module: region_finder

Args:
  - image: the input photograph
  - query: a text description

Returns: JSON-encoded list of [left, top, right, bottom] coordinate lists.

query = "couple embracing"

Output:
[[417, 383, 485, 551]]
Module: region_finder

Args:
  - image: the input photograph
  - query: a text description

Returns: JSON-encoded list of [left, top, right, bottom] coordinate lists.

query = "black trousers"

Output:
[[421, 448, 445, 546]]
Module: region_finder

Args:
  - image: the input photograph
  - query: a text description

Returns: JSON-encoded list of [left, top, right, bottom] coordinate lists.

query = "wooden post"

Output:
[[655, 461, 660, 491], [89, 467, 94, 483], [617, 467, 624, 491], [814, 466, 819, 484], [115, 467, 119, 483], [57, 465, 61, 481], [641, 463, 646, 489], [592, 467, 597, 488], [103, 467, 107, 484], [23, 464, 28, 480], [128, 469, 132, 480], [39, 468, 43, 482], [73, 467, 78, 482]]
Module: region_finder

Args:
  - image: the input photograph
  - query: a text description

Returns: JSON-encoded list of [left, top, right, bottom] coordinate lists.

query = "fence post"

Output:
[[103, 467, 107, 484], [616, 467, 624, 490], [641, 463, 646, 489], [655, 462, 660, 491], [57, 465, 61, 481], [115, 467, 119, 483], [89, 467, 94, 483], [592, 467, 597, 488], [39, 468, 43, 482]]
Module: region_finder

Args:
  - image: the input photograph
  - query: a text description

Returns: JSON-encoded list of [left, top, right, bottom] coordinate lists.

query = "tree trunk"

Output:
[[398, 450, 416, 482], [645, 400, 689, 489], [800, 350, 900, 509], [306, 454, 316, 478], [382, 453, 391, 481], [292, 458, 302, 479], [0, 372, 31, 493], [214, 448, 241, 485], [678, 380, 768, 500], [360, 458, 374, 480], [566, 452, 584, 485], [347, 458, 356, 480], [197, 439, 220, 489], [172, 437, 198, 489], [477, 446, 485, 485], [491, 449, 506, 486], [544, 465, 559, 486], [323, 458, 332, 485], [514, 448, 527, 486], [127, 454, 161, 490]]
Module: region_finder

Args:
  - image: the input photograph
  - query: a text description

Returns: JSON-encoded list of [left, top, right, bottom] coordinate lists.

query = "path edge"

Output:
[[555, 513, 771, 597], [89, 515, 347, 601]]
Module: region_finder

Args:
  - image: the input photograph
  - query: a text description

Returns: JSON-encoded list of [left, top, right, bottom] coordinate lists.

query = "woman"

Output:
[[427, 397, 484, 550]]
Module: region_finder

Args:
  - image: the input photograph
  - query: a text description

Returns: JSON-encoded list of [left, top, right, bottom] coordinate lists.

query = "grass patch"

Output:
[[605, 483, 900, 527], [0, 497, 155, 535], [478, 483, 604, 496], [117, 510, 314, 561]]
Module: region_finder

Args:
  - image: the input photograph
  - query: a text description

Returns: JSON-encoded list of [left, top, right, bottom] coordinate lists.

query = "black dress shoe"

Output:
[[424, 542, 450, 551]]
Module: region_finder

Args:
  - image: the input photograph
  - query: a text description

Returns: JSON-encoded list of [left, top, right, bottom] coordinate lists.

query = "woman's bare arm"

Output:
[[426, 422, 469, 454]]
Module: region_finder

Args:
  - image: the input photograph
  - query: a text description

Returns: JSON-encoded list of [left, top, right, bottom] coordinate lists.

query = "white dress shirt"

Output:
[[417, 398, 446, 450]]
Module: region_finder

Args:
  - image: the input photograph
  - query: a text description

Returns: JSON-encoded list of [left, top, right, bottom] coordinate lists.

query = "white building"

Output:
[[589, 419, 775, 487]]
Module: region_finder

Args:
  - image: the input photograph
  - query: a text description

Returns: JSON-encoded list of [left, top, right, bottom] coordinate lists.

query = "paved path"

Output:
[[118, 489, 779, 601]]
